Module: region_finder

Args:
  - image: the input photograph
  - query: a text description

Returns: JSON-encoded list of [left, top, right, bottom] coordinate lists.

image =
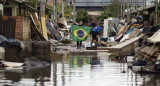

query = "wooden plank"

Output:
[[33, 13, 42, 33], [41, 17, 48, 41], [98, 36, 140, 50], [30, 14, 45, 40], [138, 52, 156, 62], [30, 14, 41, 33], [157, 54, 160, 60], [139, 46, 158, 56], [148, 29, 160, 43], [3, 62, 23, 68], [69, 50, 108, 53], [117, 25, 125, 35]]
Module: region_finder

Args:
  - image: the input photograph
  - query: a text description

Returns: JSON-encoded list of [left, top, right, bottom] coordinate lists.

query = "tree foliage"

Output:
[[76, 9, 89, 24], [64, 6, 72, 19], [26, 0, 53, 15], [97, 0, 118, 21], [26, 0, 40, 8], [26, 0, 72, 19], [57, 4, 72, 19]]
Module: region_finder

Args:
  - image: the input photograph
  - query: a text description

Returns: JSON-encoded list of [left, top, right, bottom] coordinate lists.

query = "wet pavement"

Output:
[[0, 52, 160, 86]]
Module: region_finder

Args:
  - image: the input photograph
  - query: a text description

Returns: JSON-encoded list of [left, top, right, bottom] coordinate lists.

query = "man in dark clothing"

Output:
[[90, 19, 97, 29], [90, 19, 97, 35], [91, 25, 101, 46]]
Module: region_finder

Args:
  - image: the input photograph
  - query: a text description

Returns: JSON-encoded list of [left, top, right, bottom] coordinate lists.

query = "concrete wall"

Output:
[[4, 0, 19, 16], [23, 16, 30, 40], [3, 16, 23, 40], [5, 41, 51, 62], [0, 4, 3, 15], [3, 1, 32, 40]]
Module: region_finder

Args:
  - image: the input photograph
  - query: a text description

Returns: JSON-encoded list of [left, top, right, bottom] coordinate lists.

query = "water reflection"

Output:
[[1, 52, 160, 86], [0, 66, 50, 86], [70, 56, 91, 68]]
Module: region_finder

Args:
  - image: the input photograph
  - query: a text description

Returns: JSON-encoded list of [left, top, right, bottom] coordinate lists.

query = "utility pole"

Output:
[[127, 0, 130, 23], [53, 0, 57, 23], [53, 0, 55, 19], [121, 0, 123, 15], [136, 0, 138, 12], [127, 0, 129, 13], [143, 0, 146, 9], [35, 0, 37, 11], [131, 0, 133, 11], [122, 0, 125, 16], [61, 0, 64, 18], [118, 0, 119, 16], [40, 0, 46, 17], [40, 0, 48, 41], [155, 0, 158, 25], [73, 0, 76, 22]]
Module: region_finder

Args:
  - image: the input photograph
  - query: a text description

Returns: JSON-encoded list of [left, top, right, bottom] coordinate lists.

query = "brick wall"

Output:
[[2, 16, 23, 40], [15, 16, 23, 40]]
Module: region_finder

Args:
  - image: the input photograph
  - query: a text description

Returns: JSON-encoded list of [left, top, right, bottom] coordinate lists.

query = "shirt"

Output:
[[92, 26, 101, 33]]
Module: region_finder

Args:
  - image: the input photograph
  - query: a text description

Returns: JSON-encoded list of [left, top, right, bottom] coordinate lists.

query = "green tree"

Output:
[[26, 0, 72, 19], [76, 9, 89, 24], [26, 0, 53, 14], [64, 6, 72, 19], [57, 3, 62, 16], [26, 0, 40, 8], [97, 0, 118, 21], [57, 4, 72, 19]]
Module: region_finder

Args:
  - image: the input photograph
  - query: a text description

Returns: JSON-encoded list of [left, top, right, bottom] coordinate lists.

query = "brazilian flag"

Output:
[[71, 25, 92, 41]]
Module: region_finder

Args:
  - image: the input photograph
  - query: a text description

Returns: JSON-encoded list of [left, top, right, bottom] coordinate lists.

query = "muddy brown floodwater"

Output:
[[0, 52, 160, 86]]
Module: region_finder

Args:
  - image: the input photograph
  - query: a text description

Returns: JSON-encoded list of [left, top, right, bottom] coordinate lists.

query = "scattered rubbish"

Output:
[[148, 29, 160, 43], [132, 60, 147, 66], [121, 70, 126, 73], [46, 20, 62, 41], [84, 42, 91, 48], [24, 57, 50, 67], [3, 62, 24, 68], [0, 47, 5, 60], [4, 67, 23, 73]]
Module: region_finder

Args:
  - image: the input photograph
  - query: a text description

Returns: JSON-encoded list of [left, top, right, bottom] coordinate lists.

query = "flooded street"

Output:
[[0, 52, 160, 86]]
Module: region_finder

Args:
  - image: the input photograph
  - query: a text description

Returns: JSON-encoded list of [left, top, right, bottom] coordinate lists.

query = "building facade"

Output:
[[67, 0, 144, 16]]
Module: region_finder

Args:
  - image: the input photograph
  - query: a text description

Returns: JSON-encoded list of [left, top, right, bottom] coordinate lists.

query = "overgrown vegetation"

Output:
[[57, 4, 73, 19], [64, 6, 72, 19], [97, 0, 119, 21], [157, 3, 160, 17], [26, 0, 40, 8], [26, 0, 53, 15], [26, 0, 72, 19], [76, 9, 89, 24]]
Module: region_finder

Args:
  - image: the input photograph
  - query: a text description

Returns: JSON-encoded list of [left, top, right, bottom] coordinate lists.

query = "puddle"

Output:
[[0, 52, 159, 86]]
